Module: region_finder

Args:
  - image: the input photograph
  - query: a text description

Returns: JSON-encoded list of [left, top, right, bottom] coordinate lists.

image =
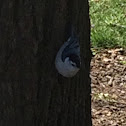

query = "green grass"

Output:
[[120, 60, 126, 65], [89, 0, 126, 48]]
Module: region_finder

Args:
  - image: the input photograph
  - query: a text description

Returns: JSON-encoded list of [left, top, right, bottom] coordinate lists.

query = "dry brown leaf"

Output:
[[91, 48, 126, 126]]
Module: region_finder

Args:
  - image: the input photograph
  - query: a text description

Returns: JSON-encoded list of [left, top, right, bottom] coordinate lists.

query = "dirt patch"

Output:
[[91, 48, 126, 126]]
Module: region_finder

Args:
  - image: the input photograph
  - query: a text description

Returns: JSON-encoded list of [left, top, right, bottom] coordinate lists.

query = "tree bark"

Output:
[[0, 0, 92, 126]]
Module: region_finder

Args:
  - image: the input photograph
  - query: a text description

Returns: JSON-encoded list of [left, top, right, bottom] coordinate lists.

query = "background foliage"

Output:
[[90, 0, 126, 48]]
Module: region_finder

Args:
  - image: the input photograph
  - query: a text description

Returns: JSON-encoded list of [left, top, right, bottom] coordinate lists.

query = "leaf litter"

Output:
[[91, 48, 126, 126]]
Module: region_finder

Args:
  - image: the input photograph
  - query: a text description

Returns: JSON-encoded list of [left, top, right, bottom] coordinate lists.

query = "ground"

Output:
[[91, 48, 126, 126]]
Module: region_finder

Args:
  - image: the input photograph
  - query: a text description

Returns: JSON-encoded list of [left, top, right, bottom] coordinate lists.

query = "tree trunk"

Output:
[[0, 0, 92, 126]]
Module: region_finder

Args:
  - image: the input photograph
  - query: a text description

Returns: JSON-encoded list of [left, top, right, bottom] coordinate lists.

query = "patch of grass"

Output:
[[92, 92, 117, 102], [89, 0, 126, 48], [120, 60, 126, 65]]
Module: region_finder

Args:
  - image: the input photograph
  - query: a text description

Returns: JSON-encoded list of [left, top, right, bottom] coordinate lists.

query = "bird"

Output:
[[55, 26, 81, 77]]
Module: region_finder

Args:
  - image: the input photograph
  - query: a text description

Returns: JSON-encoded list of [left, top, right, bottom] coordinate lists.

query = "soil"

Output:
[[91, 48, 126, 126]]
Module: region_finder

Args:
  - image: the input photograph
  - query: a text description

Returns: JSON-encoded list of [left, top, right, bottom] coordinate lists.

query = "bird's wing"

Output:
[[61, 37, 80, 62]]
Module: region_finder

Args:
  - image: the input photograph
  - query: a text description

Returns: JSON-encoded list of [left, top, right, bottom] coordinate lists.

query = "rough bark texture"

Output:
[[0, 0, 92, 126]]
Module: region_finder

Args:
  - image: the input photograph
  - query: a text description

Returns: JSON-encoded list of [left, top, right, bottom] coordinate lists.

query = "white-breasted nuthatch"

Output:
[[55, 27, 81, 77]]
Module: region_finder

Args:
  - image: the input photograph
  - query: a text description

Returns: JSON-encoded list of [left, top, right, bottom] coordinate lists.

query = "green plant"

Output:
[[90, 0, 126, 48]]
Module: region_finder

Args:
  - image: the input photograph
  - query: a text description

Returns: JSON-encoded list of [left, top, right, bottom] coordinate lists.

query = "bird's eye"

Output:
[[71, 64, 75, 66], [71, 61, 76, 67]]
